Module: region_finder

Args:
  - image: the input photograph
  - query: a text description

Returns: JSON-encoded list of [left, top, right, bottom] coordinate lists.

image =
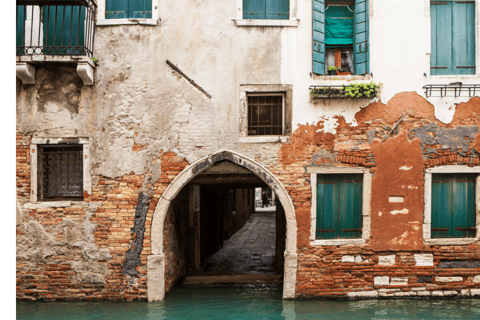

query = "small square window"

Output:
[[243, 0, 289, 20], [431, 173, 476, 238], [315, 174, 363, 239], [106, 0, 152, 19], [247, 93, 284, 136], [38, 145, 84, 201]]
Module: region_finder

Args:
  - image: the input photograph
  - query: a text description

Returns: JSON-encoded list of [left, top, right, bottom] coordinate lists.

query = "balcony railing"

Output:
[[16, 0, 96, 57]]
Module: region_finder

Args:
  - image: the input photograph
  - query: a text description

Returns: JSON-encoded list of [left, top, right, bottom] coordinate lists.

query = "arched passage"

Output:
[[147, 150, 297, 301]]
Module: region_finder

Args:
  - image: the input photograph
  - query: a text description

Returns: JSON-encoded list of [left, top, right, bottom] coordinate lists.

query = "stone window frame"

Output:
[[28, 137, 91, 207], [239, 84, 292, 144], [235, 0, 299, 27], [96, 0, 160, 26], [307, 166, 372, 246], [424, 165, 480, 245]]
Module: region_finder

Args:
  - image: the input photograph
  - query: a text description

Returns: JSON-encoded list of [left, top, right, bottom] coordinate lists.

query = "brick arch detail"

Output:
[[147, 150, 298, 301]]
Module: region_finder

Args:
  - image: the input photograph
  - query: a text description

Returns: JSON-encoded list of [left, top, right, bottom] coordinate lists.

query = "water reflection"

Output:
[[17, 284, 480, 320]]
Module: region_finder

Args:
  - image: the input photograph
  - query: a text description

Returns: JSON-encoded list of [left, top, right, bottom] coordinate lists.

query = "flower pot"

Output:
[[328, 70, 337, 75], [336, 71, 352, 76]]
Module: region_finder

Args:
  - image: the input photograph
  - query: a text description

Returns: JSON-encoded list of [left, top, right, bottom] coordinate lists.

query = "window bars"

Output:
[[247, 94, 284, 136], [16, 0, 96, 57], [38, 145, 83, 200]]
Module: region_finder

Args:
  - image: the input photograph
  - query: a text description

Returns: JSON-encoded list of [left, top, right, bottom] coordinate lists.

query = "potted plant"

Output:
[[327, 66, 337, 75], [336, 67, 351, 76]]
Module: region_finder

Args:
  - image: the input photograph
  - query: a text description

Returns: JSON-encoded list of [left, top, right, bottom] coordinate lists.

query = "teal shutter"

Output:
[[354, 0, 369, 75], [431, 1, 475, 75], [267, 0, 289, 20], [16, 5, 26, 55], [432, 174, 476, 238], [313, 0, 325, 75], [106, 0, 128, 19], [43, 6, 86, 55], [131, 0, 152, 18], [243, 0, 266, 19], [316, 174, 363, 239]]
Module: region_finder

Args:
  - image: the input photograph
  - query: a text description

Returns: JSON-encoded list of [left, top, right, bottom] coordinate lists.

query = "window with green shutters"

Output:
[[430, 1, 476, 75], [316, 174, 363, 239], [431, 173, 476, 238], [106, 0, 152, 19], [243, 0, 289, 20], [313, 0, 369, 75]]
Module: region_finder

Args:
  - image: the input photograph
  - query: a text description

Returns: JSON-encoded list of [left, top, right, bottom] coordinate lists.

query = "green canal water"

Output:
[[17, 284, 480, 319]]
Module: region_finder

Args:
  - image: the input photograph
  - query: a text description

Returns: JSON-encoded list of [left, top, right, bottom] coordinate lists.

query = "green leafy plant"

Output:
[[343, 81, 382, 99], [310, 82, 383, 99], [91, 57, 99, 66], [328, 66, 337, 71]]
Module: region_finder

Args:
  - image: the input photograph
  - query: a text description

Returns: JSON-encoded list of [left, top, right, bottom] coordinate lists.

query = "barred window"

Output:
[[38, 145, 83, 200], [247, 94, 284, 136]]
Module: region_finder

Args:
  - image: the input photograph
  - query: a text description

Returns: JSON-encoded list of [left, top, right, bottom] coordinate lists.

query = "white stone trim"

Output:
[[149, 149, 297, 301], [96, 0, 159, 26], [239, 136, 290, 143], [423, 166, 480, 245], [308, 166, 371, 246], [235, 0, 298, 27], [29, 137, 92, 203]]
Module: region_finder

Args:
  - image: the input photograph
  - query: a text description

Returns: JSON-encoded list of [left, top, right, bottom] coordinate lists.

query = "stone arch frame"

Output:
[[147, 150, 298, 301]]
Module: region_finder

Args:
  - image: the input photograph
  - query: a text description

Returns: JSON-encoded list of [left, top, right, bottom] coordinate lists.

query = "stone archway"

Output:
[[147, 150, 297, 301]]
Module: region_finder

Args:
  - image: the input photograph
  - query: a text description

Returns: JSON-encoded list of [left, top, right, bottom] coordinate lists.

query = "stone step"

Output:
[[184, 274, 282, 284]]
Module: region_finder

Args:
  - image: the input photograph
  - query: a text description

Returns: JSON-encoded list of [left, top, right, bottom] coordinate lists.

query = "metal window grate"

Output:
[[247, 94, 284, 136], [38, 145, 83, 200]]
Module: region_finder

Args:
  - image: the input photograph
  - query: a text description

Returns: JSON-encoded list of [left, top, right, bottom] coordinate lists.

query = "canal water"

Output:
[[17, 284, 480, 319]]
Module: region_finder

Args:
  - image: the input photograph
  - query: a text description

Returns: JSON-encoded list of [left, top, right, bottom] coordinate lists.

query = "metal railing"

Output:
[[16, 0, 96, 57], [423, 83, 480, 98]]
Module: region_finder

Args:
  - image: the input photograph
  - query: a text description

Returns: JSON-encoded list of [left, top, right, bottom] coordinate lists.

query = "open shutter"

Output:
[[431, 1, 475, 75], [243, 0, 266, 19], [267, 0, 289, 20], [316, 174, 362, 239], [106, 0, 128, 19], [16, 5, 26, 55], [130, 0, 152, 19], [43, 5, 86, 55], [353, 0, 368, 75], [432, 174, 476, 238], [313, 0, 325, 75]]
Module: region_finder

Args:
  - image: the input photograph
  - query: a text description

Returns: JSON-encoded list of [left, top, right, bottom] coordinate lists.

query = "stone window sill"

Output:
[[424, 238, 478, 246], [239, 136, 290, 143], [97, 18, 158, 26], [24, 201, 72, 209], [312, 74, 371, 81], [310, 239, 365, 246], [235, 19, 298, 27]]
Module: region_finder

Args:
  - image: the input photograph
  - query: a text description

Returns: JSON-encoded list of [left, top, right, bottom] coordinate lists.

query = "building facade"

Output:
[[16, 0, 480, 301]]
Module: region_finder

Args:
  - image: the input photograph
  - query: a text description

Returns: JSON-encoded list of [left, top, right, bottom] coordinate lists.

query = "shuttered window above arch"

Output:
[[243, 0, 289, 20], [106, 0, 152, 19], [430, 1, 475, 75]]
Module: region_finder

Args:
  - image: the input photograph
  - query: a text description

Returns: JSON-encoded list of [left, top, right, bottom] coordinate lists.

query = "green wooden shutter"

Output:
[[354, 0, 369, 75], [432, 174, 476, 238], [267, 0, 289, 20], [313, 0, 325, 75], [16, 5, 26, 55], [431, 1, 475, 75], [131, 0, 152, 18], [243, 0, 266, 19], [43, 6, 86, 55], [106, 0, 128, 19], [316, 174, 363, 239]]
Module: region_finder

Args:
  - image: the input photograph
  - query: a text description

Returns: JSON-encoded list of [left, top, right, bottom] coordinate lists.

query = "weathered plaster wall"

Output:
[[16, 0, 480, 301]]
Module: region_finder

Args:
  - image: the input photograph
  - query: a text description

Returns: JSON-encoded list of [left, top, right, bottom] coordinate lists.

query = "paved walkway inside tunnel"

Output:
[[201, 211, 277, 275]]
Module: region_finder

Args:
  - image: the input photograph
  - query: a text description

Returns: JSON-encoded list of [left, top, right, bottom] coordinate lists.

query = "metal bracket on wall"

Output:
[[423, 83, 480, 98], [166, 60, 212, 99], [382, 114, 405, 142]]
